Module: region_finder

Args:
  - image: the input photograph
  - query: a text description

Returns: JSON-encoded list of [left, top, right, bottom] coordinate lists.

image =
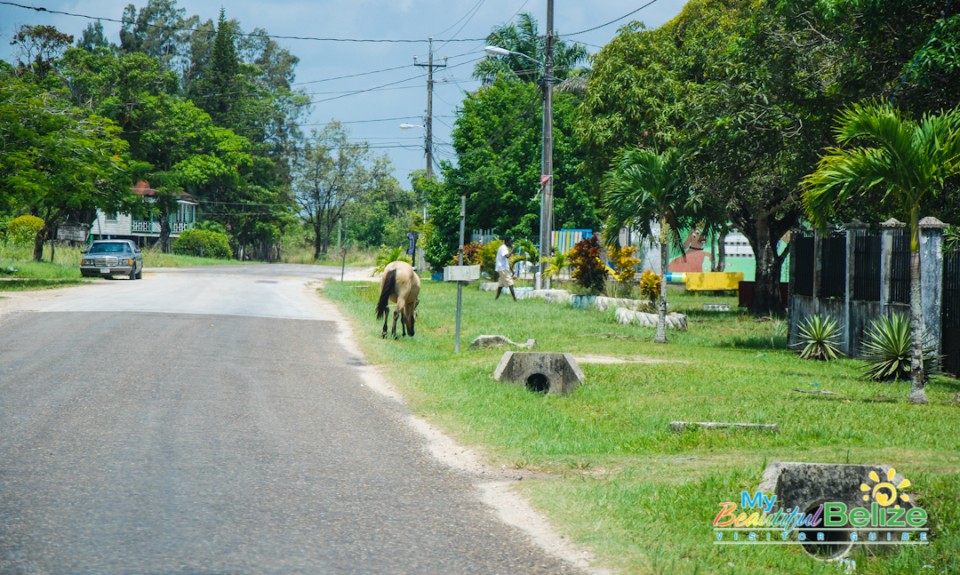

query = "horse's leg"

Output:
[[392, 308, 400, 338], [401, 310, 408, 337], [382, 312, 388, 338]]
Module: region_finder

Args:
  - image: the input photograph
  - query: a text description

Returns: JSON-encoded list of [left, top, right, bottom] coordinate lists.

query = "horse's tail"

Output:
[[376, 269, 397, 320]]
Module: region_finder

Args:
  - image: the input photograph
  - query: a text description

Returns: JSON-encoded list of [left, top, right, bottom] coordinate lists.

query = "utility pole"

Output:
[[540, 0, 555, 288], [414, 38, 446, 272], [414, 38, 446, 179]]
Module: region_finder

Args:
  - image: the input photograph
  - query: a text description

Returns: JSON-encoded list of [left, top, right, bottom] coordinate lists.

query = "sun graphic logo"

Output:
[[860, 468, 911, 508]]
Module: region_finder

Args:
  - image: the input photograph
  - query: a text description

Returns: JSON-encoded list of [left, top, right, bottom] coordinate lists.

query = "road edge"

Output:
[[311, 280, 612, 575]]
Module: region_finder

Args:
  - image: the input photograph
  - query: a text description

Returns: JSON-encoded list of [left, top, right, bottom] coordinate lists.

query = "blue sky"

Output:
[[0, 1, 688, 185]]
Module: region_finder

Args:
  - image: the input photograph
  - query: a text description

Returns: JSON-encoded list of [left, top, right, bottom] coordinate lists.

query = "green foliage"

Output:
[[294, 122, 400, 257], [6, 215, 45, 246], [478, 240, 502, 279], [473, 13, 588, 85], [510, 238, 539, 273], [449, 242, 483, 267], [172, 228, 233, 259], [862, 314, 939, 382], [568, 236, 607, 295], [541, 250, 570, 281], [794, 314, 842, 361], [439, 76, 598, 248], [373, 246, 412, 275], [0, 73, 132, 260]]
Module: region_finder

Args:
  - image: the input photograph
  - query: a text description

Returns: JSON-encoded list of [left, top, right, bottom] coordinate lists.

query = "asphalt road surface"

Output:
[[0, 265, 585, 575]]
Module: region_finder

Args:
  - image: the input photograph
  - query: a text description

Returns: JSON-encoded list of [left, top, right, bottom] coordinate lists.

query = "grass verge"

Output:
[[322, 279, 960, 575], [0, 242, 245, 291]]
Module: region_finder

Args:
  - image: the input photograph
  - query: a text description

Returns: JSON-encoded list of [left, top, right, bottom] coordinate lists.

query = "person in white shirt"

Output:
[[495, 237, 517, 301]]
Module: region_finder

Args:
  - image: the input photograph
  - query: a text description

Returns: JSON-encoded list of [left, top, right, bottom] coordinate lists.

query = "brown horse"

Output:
[[376, 261, 421, 338]]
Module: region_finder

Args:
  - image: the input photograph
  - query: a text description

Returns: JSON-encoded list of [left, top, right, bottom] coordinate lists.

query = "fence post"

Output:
[[920, 217, 948, 358], [880, 218, 904, 316], [845, 221, 866, 356]]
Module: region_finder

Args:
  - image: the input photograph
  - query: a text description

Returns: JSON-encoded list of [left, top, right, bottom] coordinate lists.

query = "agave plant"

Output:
[[794, 314, 842, 361], [862, 314, 939, 382]]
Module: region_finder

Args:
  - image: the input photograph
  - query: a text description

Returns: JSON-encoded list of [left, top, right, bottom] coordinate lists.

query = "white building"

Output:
[[90, 181, 197, 246]]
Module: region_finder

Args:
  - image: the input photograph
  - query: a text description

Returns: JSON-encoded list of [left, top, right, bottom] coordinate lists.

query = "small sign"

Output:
[[443, 265, 481, 282], [57, 224, 89, 242]]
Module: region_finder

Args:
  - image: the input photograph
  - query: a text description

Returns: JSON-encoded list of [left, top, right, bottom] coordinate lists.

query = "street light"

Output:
[[484, 34, 554, 290], [399, 122, 429, 272]]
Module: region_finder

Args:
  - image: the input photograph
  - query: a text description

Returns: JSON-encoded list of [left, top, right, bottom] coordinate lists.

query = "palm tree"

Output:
[[603, 147, 689, 343], [803, 102, 960, 404], [473, 13, 588, 85]]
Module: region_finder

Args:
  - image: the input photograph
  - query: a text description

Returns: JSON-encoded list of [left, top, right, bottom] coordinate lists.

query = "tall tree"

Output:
[[0, 74, 131, 260], [10, 25, 74, 80], [438, 75, 597, 265], [295, 122, 398, 258], [803, 102, 960, 405], [77, 21, 110, 52], [119, 0, 197, 74], [580, 0, 830, 313], [473, 13, 588, 84]]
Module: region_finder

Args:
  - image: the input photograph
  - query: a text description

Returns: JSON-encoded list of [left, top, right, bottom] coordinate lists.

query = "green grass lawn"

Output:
[[323, 279, 960, 575]]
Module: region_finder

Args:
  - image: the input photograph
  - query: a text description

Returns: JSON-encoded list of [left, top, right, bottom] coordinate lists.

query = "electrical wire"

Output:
[[0, 0, 487, 43], [562, 0, 661, 38]]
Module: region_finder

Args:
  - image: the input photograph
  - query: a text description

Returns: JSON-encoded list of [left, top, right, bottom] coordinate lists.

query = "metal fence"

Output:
[[890, 230, 911, 304], [792, 234, 814, 296], [853, 232, 881, 301], [943, 250, 960, 375], [818, 234, 847, 298]]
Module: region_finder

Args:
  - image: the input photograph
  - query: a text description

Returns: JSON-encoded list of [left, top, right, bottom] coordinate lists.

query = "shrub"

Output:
[[639, 269, 661, 303], [794, 314, 842, 361], [449, 241, 483, 267], [7, 215, 44, 246], [608, 245, 640, 284], [568, 235, 608, 295], [172, 228, 233, 259], [862, 314, 939, 381], [478, 240, 502, 278]]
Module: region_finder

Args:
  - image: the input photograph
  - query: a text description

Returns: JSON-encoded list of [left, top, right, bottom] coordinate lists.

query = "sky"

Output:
[[0, 0, 689, 187]]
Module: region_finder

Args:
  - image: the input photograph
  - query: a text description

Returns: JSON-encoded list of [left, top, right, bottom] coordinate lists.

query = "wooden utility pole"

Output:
[[415, 38, 446, 178]]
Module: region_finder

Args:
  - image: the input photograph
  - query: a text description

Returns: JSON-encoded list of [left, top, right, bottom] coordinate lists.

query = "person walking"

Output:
[[495, 237, 517, 301]]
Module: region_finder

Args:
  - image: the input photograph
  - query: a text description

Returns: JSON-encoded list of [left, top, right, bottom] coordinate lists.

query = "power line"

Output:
[[0, 1, 487, 44], [563, 0, 662, 38]]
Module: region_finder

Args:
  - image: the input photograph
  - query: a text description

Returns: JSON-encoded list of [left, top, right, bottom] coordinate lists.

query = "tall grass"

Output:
[[323, 279, 960, 575]]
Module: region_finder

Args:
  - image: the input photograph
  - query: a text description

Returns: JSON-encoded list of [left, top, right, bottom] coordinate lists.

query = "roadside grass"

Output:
[[0, 241, 244, 291], [322, 279, 960, 575]]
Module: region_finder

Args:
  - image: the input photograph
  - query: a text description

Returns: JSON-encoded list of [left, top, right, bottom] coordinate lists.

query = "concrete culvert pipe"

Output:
[[799, 501, 853, 561], [525, 373, 550, 393]]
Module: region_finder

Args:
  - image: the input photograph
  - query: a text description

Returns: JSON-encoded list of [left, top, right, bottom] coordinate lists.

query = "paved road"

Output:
[[0, 265, 584, 575]]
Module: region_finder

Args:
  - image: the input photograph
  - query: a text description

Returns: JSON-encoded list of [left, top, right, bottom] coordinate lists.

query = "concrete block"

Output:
[[493, 352, 584, 395], [469, 335, 536, 350], [758, 462, 916, 560]]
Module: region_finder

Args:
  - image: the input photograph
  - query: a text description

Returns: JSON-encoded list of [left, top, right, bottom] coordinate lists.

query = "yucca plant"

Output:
[[862, 314, 939, 382], [794, 314, 842, 361]]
